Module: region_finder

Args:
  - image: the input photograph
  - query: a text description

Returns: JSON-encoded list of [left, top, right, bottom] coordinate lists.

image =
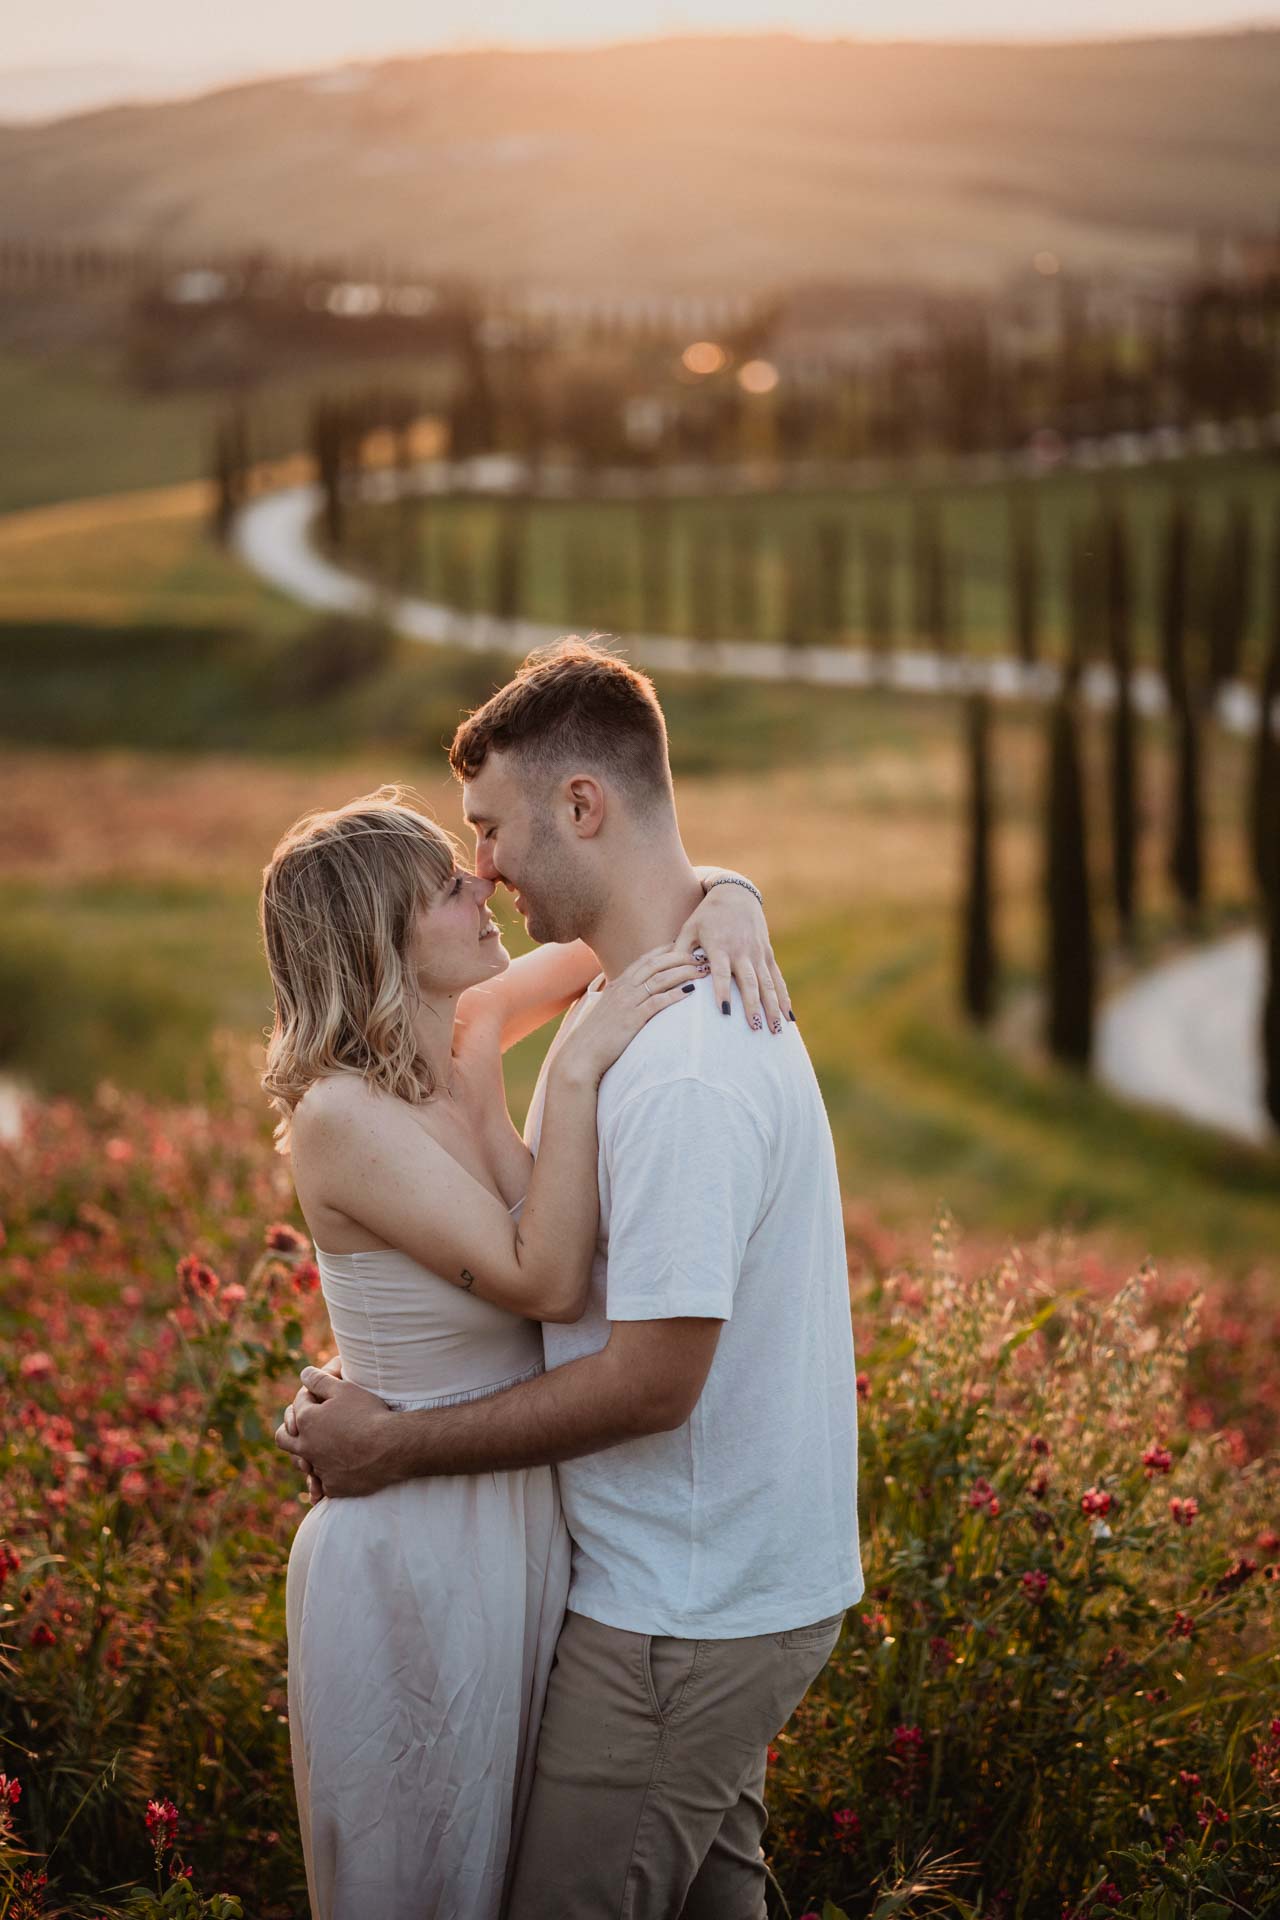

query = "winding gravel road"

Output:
[[233, 482, 1276, 1147], [1096, 930, 1272, 1146]]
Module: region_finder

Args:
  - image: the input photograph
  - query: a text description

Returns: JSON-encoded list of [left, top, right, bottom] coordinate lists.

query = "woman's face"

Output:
[[407, 863, 509, 997]]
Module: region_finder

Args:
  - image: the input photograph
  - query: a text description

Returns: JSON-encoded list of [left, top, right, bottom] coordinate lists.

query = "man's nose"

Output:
[[471, 872, 497, 903], [473, 840, 499, 882]]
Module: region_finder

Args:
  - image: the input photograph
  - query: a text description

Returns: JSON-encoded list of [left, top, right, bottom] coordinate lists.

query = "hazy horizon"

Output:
[[4, 9, 1278, 125]]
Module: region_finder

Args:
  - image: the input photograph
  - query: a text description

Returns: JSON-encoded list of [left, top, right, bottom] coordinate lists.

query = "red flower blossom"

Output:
[[1177, 1769, 1201, 1790], [967, 1475, 1000, 1517], [145, 1798, 180, 1850], [0, 1543, 19, 1588], [1212, 1556, 1258, 1595], [1257, 1528, 1280, 1552], [0, 1773, 20, 1805], [29, 1622, 55, 1649], [1026, 1433, 1051, 1456], [1169, 1496, 1198, 1526], [19, 1351, 53, 1382], [766, 1745, 779, 1765], [265, 1222, 309, 1254], [1167, 1609, 1195, 1639], [291, 1260, 321, 1296], [1142, 1443, 1174, 1476], [1080, 1486, 1112, 1517], [928, 1634, 954, 1668], [855, 1371, 870, 1399], [1021, 1568, 1050, 1604], [176, 1255, 220, 1301]]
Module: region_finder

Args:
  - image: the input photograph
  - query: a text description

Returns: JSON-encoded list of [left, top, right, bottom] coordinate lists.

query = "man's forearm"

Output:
[[385, 1345, 652, 1480]]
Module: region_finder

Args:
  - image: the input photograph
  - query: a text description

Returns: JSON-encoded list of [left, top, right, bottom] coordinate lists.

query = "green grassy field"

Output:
[[345, 450, 1280, 666], [1, 491, 1276, 1273], [0, 345, 447, 515]]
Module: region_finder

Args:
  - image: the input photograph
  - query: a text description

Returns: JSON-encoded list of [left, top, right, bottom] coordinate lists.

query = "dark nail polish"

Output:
[[788, 1010, 797, 1022], [681, 983, 695, 994], [721, 1000, 730, 1016]]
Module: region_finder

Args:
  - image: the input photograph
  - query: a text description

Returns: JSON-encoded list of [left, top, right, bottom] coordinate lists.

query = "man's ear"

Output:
[[564, 774, 606, 839]]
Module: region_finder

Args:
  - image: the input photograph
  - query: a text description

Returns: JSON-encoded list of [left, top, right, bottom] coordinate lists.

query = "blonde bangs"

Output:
[[259, 786, 462, 1149]]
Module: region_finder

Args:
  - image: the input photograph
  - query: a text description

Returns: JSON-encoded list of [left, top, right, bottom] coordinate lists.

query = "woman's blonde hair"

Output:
[[260, 786, 462, 1149]]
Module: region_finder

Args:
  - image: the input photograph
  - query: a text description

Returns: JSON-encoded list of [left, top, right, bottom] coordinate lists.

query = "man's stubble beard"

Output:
[[520, 807, 607, 949]]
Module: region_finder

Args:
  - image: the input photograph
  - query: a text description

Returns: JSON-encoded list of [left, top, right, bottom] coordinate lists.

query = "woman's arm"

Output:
[[295, 948, 699, 1324], [457, 866, 791, 1056], [680, 867, 793, 1034], [456, 939, 601, 1056]]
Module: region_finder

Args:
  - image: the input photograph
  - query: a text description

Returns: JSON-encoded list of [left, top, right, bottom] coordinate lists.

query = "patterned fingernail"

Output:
[[751, 1015, 762, 1030], [772, 1021, 782, 1034], [721, 1000, 731, 1016]]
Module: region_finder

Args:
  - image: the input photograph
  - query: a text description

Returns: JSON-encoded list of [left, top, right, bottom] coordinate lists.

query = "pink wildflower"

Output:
[[265, 1222, 309, 1253], [1169, 1496, 1198, 1526], [145, 1798, 180, 1851], [176, 1256, 220, 1301], [1080, 1486, 1112, 1518], [19, 1352, 53, 1382], [1021, 1568, 1050, 1604], [1143, 1442, 1174, 1476]]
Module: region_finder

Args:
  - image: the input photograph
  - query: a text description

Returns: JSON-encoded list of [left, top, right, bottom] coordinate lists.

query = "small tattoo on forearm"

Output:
[[460, 1268, 476, 1291]]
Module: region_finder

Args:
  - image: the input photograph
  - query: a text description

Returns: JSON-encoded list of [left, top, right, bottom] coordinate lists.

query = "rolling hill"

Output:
[[0, 31, 1277, 295]]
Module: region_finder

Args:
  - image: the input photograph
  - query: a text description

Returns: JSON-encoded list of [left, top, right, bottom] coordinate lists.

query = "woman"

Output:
[[259, 787, 786, 1920]]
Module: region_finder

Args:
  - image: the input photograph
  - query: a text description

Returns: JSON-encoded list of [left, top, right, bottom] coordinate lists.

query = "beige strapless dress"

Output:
[[285, 1213, 569, 1920]]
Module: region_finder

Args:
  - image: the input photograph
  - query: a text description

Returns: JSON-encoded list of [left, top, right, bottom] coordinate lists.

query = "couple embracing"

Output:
[[262, 639, 864, 1918]]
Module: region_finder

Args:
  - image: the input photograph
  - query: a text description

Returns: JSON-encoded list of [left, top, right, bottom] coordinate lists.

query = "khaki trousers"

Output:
[[504, 1606, 845, 1920]]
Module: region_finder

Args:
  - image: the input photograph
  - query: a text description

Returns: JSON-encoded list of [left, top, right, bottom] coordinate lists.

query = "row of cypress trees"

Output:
[[960, 505, 1280, 1125]]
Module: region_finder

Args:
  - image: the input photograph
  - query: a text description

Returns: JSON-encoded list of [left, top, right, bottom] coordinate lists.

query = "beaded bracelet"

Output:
[[704, 875, 764, 906]]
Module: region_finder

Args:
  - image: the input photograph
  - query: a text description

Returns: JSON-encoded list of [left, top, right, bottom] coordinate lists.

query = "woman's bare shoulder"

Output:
[[292, 1073, 395, 1145]]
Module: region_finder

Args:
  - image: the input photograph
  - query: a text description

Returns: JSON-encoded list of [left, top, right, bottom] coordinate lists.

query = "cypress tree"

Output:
[[1009, 491, 1040, 665], [815, 519, 847, 642], [729, 514, 758, 640], [639, 499, 671, 635], [781, 537, 809, 651], [689, 518, 721, 649], [1169, 694, 1205, 925], [961, 689, 998, 1024], [913, 500, 948, 650], [1045, 690, 1094, 1067], [1206, 500, 1252, 698], [1158, 495, 1194, 711], [493, 503, 525, 623], [864, 529, 894, 659], [211, 419, 236, 545], [1104, 503, 1138, 940], [1250, 505, 1280, 906]]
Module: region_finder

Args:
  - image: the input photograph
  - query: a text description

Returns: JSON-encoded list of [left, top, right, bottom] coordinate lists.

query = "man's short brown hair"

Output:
[[449, 637, 673, 808]]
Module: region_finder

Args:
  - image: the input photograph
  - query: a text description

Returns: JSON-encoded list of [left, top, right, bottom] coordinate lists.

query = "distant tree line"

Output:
[[960, 501, 1280, 1130]]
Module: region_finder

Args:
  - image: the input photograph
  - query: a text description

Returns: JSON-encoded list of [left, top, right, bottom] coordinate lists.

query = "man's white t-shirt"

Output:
[[524, 972, 863, 1639]]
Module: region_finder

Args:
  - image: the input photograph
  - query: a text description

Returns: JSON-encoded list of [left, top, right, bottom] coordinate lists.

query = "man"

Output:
[[278, 639, 863, 1917]]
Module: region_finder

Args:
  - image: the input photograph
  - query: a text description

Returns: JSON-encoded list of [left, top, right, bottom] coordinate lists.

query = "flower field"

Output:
[[1, 1073, 1277, 1919]]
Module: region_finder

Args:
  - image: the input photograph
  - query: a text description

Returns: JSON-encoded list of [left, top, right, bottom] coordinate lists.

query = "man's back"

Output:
[[526, 972, 863, 1637]]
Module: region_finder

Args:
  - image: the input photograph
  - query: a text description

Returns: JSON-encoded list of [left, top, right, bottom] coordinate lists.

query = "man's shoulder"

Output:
[[599, 980, 793, 1125]]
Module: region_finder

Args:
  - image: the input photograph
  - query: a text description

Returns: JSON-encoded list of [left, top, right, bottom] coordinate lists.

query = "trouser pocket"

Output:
[[643, 1633, 701, 1726]]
